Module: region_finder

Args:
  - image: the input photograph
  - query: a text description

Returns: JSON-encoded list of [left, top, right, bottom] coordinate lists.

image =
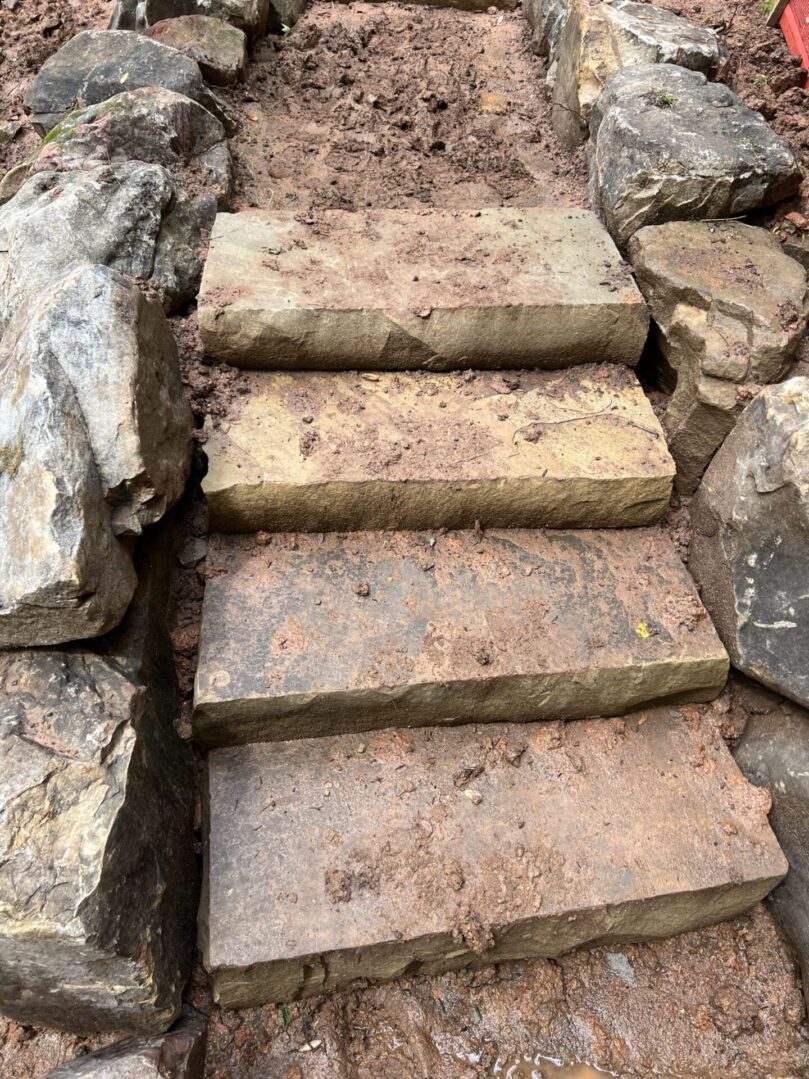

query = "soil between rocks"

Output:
[[1, 0, 809, 1075]]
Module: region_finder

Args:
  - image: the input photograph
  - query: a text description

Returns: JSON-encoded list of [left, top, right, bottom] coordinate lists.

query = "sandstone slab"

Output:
[[109, 0, 272, 39], [589, 65, 802, 246], [202, 366, 675, 532], [202, 710, 785, 1007], [45, 1010, 207, 1076], [24, 30, 234, 135], [629, 221, 808, 493], [144, 17, 248, 86], [0, 651, 196, 1034], [193, 528, 728, 746], [198, 208, 649, 369], [0, 163, 201, 324], [552, 0, 728, 147], [690, 378, 809, 708], [0, 89, 233, 218], [732, 680, 809, 1010]]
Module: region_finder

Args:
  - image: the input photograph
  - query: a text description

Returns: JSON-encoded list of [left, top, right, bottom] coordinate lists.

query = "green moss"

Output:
[[0, 438, 24, 482]]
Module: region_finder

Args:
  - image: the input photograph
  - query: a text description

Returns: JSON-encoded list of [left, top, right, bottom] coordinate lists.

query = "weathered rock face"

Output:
[[552, 0, 729, 147], [0, 264, 191, 647], [0, 163, 201, 324], [144, 16, 248, 86], [522, 0, 567, 59], [732, 677, 809, 1010], [690, 378, 809, 708], [0, 313, 136, 649], [0, 650, 196, 1034], [44, 1010, 207, 1076], [629, 220, 808, 493], [109, 0, 271, 38], [589, 65, 802, 246], [30, 265, 193, 536], [23, 30, 235, 134], [0, 89, 233, 214]]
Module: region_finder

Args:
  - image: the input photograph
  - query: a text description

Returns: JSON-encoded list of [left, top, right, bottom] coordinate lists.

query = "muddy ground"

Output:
[[2, 0, 809, 1074]]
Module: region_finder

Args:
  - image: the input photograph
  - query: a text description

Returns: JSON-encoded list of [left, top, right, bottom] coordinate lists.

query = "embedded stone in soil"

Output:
[[192, 527, 728, 746], [201, 711, 784, 1007], [201, 366, 675, 532]]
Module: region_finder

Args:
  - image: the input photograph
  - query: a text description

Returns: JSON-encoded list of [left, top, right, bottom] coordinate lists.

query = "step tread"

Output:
[[193, 528, 728, 746], [203, 366, 675, 532], [198, 207, 649, 369], [202, 711, 786, 1007]]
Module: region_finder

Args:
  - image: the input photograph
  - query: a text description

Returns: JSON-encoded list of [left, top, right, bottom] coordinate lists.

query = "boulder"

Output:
[[27, 265, 193, 536], [23, 30, 235, 135], [0, 163, 201, 325], [0, 311, 136, 649], [0, 650, 196, 1034], [0, 88, 233, 214], [629, 220, 808, 493], [690, 378, 809, 707], [109, 0, 271, 38], [0, 264, 192, 648], [144, 16, 248, 86], [589, 65, 802, 246], [45, 1010, 206, 1076], [523, 0, 567, 60], [731, 677, 809, 1009], [552, 0, 729, 147]]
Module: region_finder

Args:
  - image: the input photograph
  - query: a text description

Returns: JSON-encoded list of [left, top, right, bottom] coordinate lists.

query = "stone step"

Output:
[[203, 366, 675, 533], [201, 711, 786, 1008], [198, 208, 649, 370], [193, 528, 728, 747]]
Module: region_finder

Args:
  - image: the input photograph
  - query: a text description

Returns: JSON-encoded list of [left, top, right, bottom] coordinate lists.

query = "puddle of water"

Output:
[[492, 1053, 616, 1079]]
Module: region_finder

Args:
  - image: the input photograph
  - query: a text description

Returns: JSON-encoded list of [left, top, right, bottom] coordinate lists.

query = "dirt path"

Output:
[[221, 3, 588, 212]]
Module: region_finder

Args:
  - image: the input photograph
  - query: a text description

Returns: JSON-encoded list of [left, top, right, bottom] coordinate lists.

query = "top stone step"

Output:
[[198, 208, 649, 370]]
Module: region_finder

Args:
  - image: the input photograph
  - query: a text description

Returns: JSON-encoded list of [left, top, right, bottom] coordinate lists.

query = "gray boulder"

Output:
[[0, 311, 136, 649], [0, 264, 192, 648], [109, 0, 272, 38], [45, 1010, 206, 1076], [144, 16, 248, 86], [629, 220, 808, 493], [732, 678, 809, 1009], [690, 378, 809, 707], [0, 88, 233, 214], [29, 265, 193, 536], [0, 650, 195, 1034], [523, 0, 567, 60], [552, 0, 729, 147], [23, 30, 235, 135], [0, 163, 201, 324], [589, 65, 802, 246]]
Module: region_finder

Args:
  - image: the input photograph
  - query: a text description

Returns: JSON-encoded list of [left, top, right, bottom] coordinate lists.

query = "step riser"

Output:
[[209, 884, 777, 1008], [195, 662, 727, 746], [202, 714, 786, 1009], [193, 528, 729, 747], [198, 208, 650, 371], [207, 478, 672, 534]]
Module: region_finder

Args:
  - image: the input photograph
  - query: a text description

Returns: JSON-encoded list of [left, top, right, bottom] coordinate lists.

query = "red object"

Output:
[[780, 0, 809, 70]]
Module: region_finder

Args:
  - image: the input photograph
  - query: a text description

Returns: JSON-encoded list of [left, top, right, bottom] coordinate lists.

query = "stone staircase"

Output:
[[196, 206, 785, 1008]]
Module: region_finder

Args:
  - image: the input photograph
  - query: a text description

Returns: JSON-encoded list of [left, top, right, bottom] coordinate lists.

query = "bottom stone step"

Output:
[[202, 711, 786, 1008]]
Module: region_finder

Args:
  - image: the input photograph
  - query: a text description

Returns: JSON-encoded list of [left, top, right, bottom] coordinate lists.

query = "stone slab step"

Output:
[[203, 366, 675, 533], [198, 208, 650, 370], [201, 711, 786, 1008], [193, 528, 728, 747]]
